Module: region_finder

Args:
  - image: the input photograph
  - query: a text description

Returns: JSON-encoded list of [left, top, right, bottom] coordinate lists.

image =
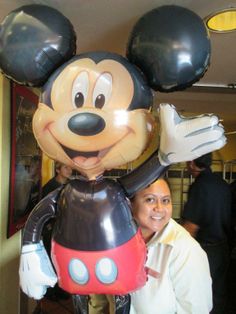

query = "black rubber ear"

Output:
[[0, 5, 76, 87], [127, 5, 211, 93]]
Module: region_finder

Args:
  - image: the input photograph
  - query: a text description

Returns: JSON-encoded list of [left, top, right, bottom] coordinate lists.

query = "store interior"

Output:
[[0, 1, 236, 313]]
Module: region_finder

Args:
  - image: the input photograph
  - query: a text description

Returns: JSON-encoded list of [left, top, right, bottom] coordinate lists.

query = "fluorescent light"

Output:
[[205, 8, 236, 33]]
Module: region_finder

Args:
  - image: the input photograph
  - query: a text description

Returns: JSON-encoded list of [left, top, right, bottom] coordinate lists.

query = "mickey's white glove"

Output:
[[158, 104, 226, 166], [19, 241, 57, 300]]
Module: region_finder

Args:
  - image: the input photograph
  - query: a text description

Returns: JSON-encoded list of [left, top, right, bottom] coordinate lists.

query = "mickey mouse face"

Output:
[[0, 5, 211, 180], [33, 53, 155, 179]]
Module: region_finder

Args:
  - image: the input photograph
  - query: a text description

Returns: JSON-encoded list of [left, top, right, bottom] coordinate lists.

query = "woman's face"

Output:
[[132, 179, 172, 241], [59, 165, 72, 179]]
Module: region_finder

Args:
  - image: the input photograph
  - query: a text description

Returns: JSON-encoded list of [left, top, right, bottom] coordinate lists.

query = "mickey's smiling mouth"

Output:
[[60, 143, 113, 168], [55, 126, 132, 169], [61, 144, 99, 159]]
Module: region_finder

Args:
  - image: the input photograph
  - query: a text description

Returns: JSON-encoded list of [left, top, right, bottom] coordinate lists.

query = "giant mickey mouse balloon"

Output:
[[0, 4, 226, 314]]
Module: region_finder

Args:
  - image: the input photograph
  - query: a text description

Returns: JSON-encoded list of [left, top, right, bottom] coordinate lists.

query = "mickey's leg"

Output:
[[72, 295, 89, 314], [115, 295, 130, 314]]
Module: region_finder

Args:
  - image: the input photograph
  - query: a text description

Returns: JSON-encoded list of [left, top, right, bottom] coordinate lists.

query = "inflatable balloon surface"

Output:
[[0, 5, 76, 86], [0, 4, 226, 314], [127, 5, 211, 92]]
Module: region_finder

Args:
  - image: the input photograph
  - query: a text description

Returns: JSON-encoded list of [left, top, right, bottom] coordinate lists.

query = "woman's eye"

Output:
[[162, 198, 171, 205], [72, 72, 89, 108], [93, 73, 112, 109], [145, 197, 155, 203]]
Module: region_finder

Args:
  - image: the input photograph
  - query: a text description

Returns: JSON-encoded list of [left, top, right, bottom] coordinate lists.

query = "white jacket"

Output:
[[130, 219, 212, 314]]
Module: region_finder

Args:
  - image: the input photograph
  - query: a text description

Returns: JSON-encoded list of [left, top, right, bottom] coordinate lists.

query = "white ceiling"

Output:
[[0, 0, 236, 131]]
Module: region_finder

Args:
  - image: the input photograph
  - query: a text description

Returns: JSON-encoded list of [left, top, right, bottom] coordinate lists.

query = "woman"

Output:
[[130, 178, 212, 314]]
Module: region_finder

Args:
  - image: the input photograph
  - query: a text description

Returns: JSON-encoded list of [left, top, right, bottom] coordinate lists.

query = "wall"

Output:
[[42, 154, 55, 186], [0, 75, 38, 314], [218, 135, 236, 163], [0, 75, 21, 314]]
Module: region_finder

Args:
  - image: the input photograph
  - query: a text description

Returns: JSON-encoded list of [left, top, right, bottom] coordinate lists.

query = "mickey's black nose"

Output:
[[68, 113, 105, 136]]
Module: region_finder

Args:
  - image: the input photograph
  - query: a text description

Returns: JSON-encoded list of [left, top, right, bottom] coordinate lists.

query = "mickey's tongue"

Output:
[[61, 144, 100, 167]]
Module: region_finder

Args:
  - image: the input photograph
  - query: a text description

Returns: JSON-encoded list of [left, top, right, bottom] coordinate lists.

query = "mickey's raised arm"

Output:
[[119, 104, 226, 198]]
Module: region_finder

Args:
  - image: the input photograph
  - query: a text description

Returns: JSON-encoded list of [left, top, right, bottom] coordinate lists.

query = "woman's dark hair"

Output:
[[130, 175, 171, 201], [194, 152, 212, 169], [55, 161, 64, 171]]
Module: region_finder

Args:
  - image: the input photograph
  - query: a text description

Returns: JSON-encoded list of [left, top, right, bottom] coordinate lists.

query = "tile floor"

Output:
[[32, 297, 74, 314]]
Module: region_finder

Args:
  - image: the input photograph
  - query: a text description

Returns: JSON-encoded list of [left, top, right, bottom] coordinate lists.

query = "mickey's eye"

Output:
[[95, 94, 105, 109], [93, 73, 112, 109], [72, 71, 89, 108], [74, 92, 84, 107]]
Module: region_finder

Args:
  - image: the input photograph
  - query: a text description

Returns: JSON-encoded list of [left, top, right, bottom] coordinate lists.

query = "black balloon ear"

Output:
[[127, 5, 211, 92], [0, 5, 76, 86]]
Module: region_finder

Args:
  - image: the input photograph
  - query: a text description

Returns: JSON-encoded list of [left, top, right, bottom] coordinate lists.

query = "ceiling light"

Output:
[[205, 8, 236, 33]]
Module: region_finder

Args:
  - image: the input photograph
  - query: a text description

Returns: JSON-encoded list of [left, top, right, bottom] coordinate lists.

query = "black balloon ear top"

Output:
[[127, 5, 211, 92], [0, 5, 76, 86], [0, 4, 210, 92]]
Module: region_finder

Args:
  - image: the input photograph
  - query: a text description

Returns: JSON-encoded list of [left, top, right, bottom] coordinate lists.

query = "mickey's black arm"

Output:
[[117, 150, 169, 198], [23, 187, 63, 245]]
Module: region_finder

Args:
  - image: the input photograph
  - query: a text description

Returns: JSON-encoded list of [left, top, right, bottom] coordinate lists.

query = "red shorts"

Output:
[[51, 229, 147, 295]]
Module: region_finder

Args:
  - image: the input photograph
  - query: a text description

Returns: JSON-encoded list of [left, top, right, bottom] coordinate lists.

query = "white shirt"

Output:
[[130, 219, 212, 314]]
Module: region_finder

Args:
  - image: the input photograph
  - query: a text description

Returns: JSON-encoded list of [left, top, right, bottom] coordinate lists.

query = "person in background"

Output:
[[129, 177, 212, 314], [14, 161, 34, 220], [42, 162, 72, 301], [228, 179, 236, 312], [42, 161, 73, 198], [181, 152, 232, 314], [17, 155, 41, 218], [229, 179, 236, 251]]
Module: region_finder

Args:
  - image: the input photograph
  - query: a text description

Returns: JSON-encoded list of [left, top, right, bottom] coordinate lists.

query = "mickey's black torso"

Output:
[[53, 178, 137, 251]]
